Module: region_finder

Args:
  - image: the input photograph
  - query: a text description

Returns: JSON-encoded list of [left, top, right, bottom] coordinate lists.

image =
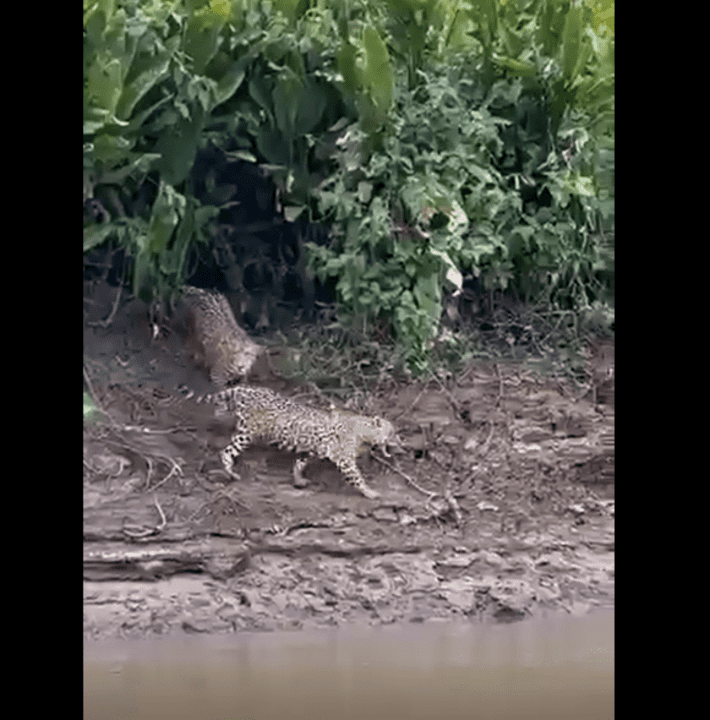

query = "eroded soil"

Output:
[[83, 281, 614, 640]]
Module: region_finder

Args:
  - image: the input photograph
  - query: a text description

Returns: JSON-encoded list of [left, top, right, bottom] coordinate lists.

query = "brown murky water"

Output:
[[84, 609, 613, 720]]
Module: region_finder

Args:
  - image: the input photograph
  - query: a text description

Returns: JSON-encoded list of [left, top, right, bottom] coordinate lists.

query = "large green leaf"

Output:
[[160, 194, 195, 276], [363, 27, 393, 112], [562, 4, 583, 86], [295, 79, 328, 135], [213, 60, 247, 107], [491, 54, 537, 76], [147, 183, 186, 256], [91, 132, 135, 164], [273, 74, 301, 139], [272, 0, 307, 23], [116, 35, 179, 120], [256, 127, 290, 166], [83, 223, 115, 252], [83, 105, 112, 134], [87, 57, 123, 114], [184, 7, 225, 75], [154, 106, 205, 185], [249, 76, 275, 117], [123, 94, 174, 134], [336, 43, 361, 96], [539, 0, 568, 57], [413, 271, 442, 320], [466, 0, 498, 54]]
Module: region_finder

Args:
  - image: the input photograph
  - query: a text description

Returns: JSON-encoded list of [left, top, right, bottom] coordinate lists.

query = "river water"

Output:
[[84, 609, 613, 720]]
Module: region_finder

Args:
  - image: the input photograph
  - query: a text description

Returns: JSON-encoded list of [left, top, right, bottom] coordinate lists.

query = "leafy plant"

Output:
[[306, 1, 613, 370], [83, 0, 613, 370], [83, 0, 249, 299]]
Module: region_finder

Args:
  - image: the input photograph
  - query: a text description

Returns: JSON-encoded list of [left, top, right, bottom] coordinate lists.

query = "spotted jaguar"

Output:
[[197, 385, 396, 499], [182, 286, 262, 387]]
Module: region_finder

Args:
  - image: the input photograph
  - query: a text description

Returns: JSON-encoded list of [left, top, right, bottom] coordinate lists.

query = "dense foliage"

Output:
[[84, 0, 614, 368]]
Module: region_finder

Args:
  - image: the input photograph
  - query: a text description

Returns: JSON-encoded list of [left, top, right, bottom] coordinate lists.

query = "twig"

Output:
[[122, 495, 167, 538], [479, 420, 496, 456], [102, 435, 183, 491], [302, 382, 334, 409], [212, 486, 251, 511], [457, 364, 475, 384], [121, 426, 187, 435], [146, 455, 183, 491], [443, 488, 463, 527], [154, 494, 167, 528], [187, 487, 251, 524], [394, 384, 427, 423], [87, 282, 123, 328], [373, 455, 437, 499], [432, 372, 461, 415]]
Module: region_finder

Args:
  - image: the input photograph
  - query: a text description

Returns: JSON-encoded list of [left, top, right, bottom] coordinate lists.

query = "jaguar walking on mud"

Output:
[[197, 385, 397, 499]]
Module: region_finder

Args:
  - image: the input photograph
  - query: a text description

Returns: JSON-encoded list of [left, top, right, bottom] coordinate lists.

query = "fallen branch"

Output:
[[122, 494, 167, 538], [374, 455, 463, 527], [393, 384, 428, 423], [87, 282, 123, 328], [373, 455, 436, 499]]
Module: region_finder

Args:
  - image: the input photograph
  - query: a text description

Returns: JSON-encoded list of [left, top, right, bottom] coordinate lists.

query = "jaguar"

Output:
[[198, 385, 396, 499]]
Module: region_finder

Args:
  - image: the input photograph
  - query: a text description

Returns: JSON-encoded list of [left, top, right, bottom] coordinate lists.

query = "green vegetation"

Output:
[[84, 0, 614, 372], [84, 391, 98, 421]]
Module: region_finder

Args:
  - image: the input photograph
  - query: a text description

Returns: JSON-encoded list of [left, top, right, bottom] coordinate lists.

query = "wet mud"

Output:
[[83, 281, 614, 640]]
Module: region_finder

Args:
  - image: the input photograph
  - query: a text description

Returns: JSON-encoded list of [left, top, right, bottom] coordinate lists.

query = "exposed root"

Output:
[[87, 282, 123, 329], [122, 494, 167, 538], [373, 455, 436, 500]]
